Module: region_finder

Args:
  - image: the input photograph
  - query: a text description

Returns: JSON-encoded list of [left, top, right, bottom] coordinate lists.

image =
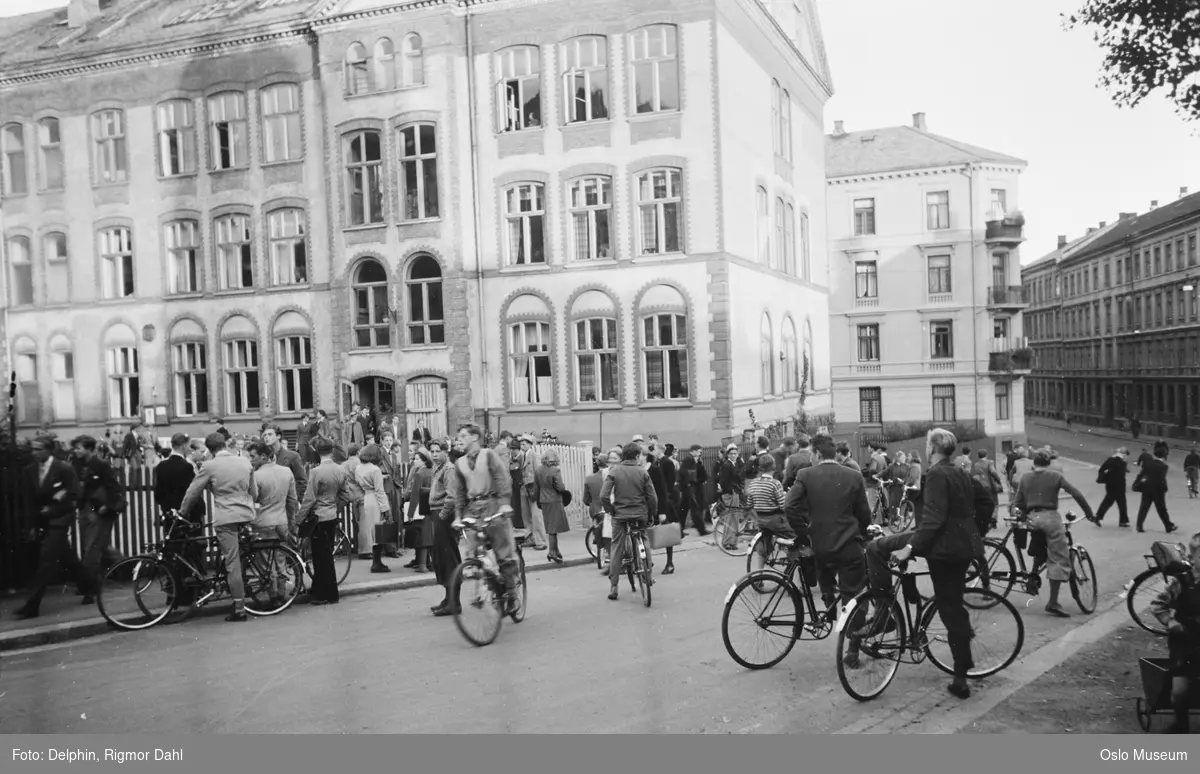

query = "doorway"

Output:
[[405, 377, 448, 443], [352, 377, 396, 414]]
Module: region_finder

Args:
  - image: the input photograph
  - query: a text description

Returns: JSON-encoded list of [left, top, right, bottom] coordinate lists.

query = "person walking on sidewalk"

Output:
[[1092, 447, 1130, 527], [518, 435, 548, 551], [1133, 444, 1178, 534]]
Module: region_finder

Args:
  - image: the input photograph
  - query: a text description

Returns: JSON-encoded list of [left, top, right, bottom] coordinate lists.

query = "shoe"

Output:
[[310, 599, 331, 606], [433, 606, 457, 617], [549, 553, 564, 564], [412, 567, 430, 574], [1119, 522, 1130, 528], [947, 681, 971, 699], [81, 595, 95, 605], [662, 564, 674, 575], [225, 611, 248, 622], [1086, 515, 1100, 526], [1166, 523, 1178, 533], [607, 588, 619, 601], [370, 564, 391, 573], [1137, 527, 1145, 533], [1045, 604, 1071, 618], [13, 608, 38, 620], [404, 560, 418, 569], [431, 601, 447, 613]]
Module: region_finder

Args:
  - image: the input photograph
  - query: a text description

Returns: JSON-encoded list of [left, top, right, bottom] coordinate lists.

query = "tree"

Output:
[[1065, 1, 1200, 120]]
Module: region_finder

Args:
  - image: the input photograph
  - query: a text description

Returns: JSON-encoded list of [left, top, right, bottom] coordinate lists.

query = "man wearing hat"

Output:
[[518, 434, 548, 550]]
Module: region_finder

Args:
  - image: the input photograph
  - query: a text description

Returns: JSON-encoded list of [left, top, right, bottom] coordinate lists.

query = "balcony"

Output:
[[986, 285, 1029, 311], [984, 212, 1025, 247], [987, 338, 1033, 378]]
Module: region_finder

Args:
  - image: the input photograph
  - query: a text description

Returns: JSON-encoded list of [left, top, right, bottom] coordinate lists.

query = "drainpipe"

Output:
[[463, 3, 491, 428], [961, 164, 982, 439], [0, 204, 11, 439]]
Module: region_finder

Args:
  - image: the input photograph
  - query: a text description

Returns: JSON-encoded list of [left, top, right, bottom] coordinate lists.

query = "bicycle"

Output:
[[449, 511, 528, 647], [292, 524, 354, 587], [835, 555, 1025, 701], [1186, 467, 1198, 499], [609, 518, 654, 607], [974, 510, 1098, 614], [1126, 543, 1192, 636], [887, 484, 920, 534], [712, 495, 757, 557], [97, 510, 305, 631]]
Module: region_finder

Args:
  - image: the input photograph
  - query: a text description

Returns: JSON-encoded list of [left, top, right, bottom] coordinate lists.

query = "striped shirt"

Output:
[[744, 474, 786, 514]]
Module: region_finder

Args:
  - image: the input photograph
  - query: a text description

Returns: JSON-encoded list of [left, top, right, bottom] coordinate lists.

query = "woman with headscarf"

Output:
[[535, 448, 571, 563], [355, 444, 392, 573]]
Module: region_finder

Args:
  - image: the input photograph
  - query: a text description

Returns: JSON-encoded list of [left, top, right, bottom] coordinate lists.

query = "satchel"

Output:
[[297, 510, 319, 540], [1131, 475, 1144, 493], [647, 522, 682, 550], [374, 521, 399, 545], [561, 488, 573, 508]]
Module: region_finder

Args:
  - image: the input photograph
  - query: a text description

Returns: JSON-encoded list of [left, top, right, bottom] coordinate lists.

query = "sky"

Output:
[[4, 0, 1197, 263]]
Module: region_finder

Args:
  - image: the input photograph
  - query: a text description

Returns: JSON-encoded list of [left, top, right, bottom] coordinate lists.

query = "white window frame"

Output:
[[345, 42, 370, 95], [401, 33, 424, 87], [760, 313, 774, 396], [166, 220, 201, 295], [932, 384, 956, 423], [92, 110, 127, 184], [2, 123, 27, 195], [276, 335, 314, 413], [496, 46, 542, 132], [784, 204, 796, 275], [215, 213, 254, 290], [503, 182, 546, 266], [107, 345, 140, 420], [261, 83, 302, 163], [43, 231, 69, 305], [352, 260, 391, 349], [406, 255, 444, 346], [50, 339, 75, 422], [642, 313, 689, 400], [995, 382, 1011, 421], [373, 38, 396, 91], [773, 196, 785, 271], [635, 167, 683, 255], [398, 122, 439, 221], [223, 338, 260, 415], [208, 92, 248, 171], [926, 190, 950, 230], [800, 211, 811, 279], [37, 118, 63, 191], [857, 324, 880, 362], [629, 25, 679, 115], [930, 319, 954, 359], [7, 236, 32, 306], [268, 208, 307, 286], [574, 317, 619, 403], [509, 321, 553, 405], [859, 387, 882, 424], [345, 129, 384, 226], [855, 260, 878, 299], [853, 198, 875, 236], [157, 100, 196, 177], [561, 36, 609, 124], [927, 254, 952, 295], [782, 320, 799, 393], [99, 226, 135, 299], [568, 175, 612, 261], [172, 341, 209, 417]]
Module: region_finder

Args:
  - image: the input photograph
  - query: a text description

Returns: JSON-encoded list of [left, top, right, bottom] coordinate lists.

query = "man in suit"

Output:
[[154, 432, 205, 605], [13, 436, 98, 619], [1092, 446, 1130, 527], [73, 434, 126, 582], [179, 433, 257, 622], [412, 417, 434, 448], [784, 435, 871, 621], [1135, 444, 1177, 534], [296, 413, 314, 467], [518, 434, 548, 550], [247, 441, 298, 610], [299, 438, 350, 605], [783, 434, 815, 489], [262, 425, 306, 502], [677, 444, 709, 536], [344, 408, 365, 448]]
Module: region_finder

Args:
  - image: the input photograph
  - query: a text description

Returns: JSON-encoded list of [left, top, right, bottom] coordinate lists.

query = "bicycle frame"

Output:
[[835, 560, 934, 663], [991, 515, 1080, 586]]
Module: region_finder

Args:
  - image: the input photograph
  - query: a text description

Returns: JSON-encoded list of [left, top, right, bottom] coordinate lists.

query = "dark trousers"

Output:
[[309, 520, 340, 602], [1136, 492, 1172, 530], [928, 558, 974, 678], [430, 514, 462, 593], [683, 486, 708, 534], [1095, 487, 1128, 525], [79, 508, 117, 578], [21, 526, 97, 614], [814, 541, 867, 609], [865, 531, 921, 603]]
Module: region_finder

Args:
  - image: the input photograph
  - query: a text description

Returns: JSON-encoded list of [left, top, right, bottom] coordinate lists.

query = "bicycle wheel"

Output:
[[98, 556, 178, 631], [896, 501, 915, 532], [243, 544, 304, 616], [714, 510, 751, 557], [635, 536, 652, 609], [1126, 568, 1169, 636], [1069, 547, 1098, 614], [333, 528, 354, 586], [585, 526, 598, 559], [509, 551, 528, 623], [921, 588, 1024, 678], [451, 559, 503, 647], [836, 592, 906, 702], [721, 571, 804, 669], [968, 538, 1016, 602]]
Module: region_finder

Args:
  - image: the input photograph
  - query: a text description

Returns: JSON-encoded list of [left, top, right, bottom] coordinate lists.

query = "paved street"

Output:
[[1, 449, 1188, 735]]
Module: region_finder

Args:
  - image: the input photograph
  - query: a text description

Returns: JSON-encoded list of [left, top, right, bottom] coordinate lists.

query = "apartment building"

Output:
[[1022, 191, 1200, 440], [826, 113, 1029, 454], [1, 0, 835, 447]]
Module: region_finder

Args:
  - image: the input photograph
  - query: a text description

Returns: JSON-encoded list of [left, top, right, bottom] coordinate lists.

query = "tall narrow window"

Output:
[[756, 186, 769, 264], [760, 313, 774, 396], [800, 211, 810, 279], [926, 190, 949, 230], [402, 34, 424, 87], [859, 387, 882, 424], [773, 196, 785, 271], [14, 341, 38, 425], [346, 130, 384, 225], [172, 342, 209, 417], [855, 260, 878, 299], [374, 38, 396, 91], [784, 204, 796, 275], [575, 317, 618, 402], [92, 110, 127, 184], [37, 118, 63, 190], [208, 92, 248, 170], [406, 255, 444, 345], [276, 335, 314, 413], [399, 123, 439, 221], [223, 339, 260, 415], [927, 255, 952, 294], [215, 214, 254, 290], [782, 318, 799, 393], [7, 237, 33, 306], [268, 209, 307, 285], [261, 84, 302, 163], [568, 176, 612, 261], [509, 321, 552, 405], [562, 36, 609, 123], [932, 384, 956, 422], [857, 324, 880, 361], [43, 231, 69, 305], [157, 100, 196, 176], [931, 320, 954, 358], [630, 25, 678, 114], [165, 220, 200, 294], [778, 88, 792, 162], [995, 382, 1010, 420], [503, 182, 546, 265], [853, 198, 875, 236], [345, 42, 370, 95], [771, 80, 780, 155], [2, 123, 27, 195], [989, 188, 1007, 218], [642, 313, 689, 400], [107, 346, 140, 419], [50, 336, 75, 422], [497, 46, 542, 132], [99, 226, 135, 298], [636, 167, 683, 255], [352, 259, 390, 348]]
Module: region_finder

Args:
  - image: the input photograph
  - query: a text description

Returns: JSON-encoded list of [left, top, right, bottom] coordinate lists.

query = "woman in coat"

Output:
[[647, 445, 677, 575], [406, 450, 433, 572], [355, 444, 392, 573], [535, 449, 571, 563]]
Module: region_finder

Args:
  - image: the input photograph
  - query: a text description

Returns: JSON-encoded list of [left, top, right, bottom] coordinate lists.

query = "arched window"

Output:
[[773, 196, 784, 270], [398, 122, 439, 221], [2, 123, 27, 195], [770, 80, 780, 156], [629, 24, 678, 114], [261, 84, 302, 163], [804, 319, 815, 390], [496, 45, 541, 132], [43, 231, 69, 305], [37, 118, 63, 190], [13, 337, 39, 425], [6, 236, 32, 306], [782, 317, 799, 393], [353, 258, 390, 348], [220, 315, 259, 415], [406, 254, 444, 345], [165, 220, 200, 295], [568, 175, 612, 261], [49, 334, 75, 422], [639, 284, 689, 401], [207, 92, 248, 170], [345, 42, 370, 95], [268, 208, 307, 285], [561, 35, 608, 123], [571, 289, 619, 403], [760, 312, 774, 396], [779, 88, 792, 162], [800, 211, 811, 279], [502, 182, 546, 265], [104, 324, 140, 420], [345, 129, 383, 225], [214, 213, 254, 290], [756, 186, 769, 264], [170, 318, 208, 418], [506, 293, 553, 406], [156, 100, 196, 177], [274, 311, 313, 414], [374, 38, 396, 91], [402, 34, 424, 87], [784, 204, 796, 275]]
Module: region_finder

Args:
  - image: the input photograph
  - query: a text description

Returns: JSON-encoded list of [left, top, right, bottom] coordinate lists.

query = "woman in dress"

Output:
[[356, 444, 392, 573], [406, 450, 433, 572], [535, 449, 570, 564]]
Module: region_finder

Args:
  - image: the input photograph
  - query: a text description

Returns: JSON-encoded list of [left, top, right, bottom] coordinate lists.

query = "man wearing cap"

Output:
[[179, 432, 258, 622], [519, 434, 548, 550]]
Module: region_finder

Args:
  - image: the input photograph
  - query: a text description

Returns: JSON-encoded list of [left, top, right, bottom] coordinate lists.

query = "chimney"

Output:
[[1087, 227, 1097, 235], [1181, 186, 1189, 198], [1150, 200, 1159, 209], [833, 120, 845, 136], [1099, 221, 1106, 228], [1057, 235, 1068, 249], [912, 112, 927, 132], [1119, 212, 1137, 220], [68, 0, 103, 29]]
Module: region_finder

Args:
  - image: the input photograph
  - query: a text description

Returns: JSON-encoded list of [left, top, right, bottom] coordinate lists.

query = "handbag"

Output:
[[561, 488, 573, 508], [374, 521, 399, 545], [1131, 475, 1144, 493], [647, 522, 682, 550], [297, 509, 319, 540]]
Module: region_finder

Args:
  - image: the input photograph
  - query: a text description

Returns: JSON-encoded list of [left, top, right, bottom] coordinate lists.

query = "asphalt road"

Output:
[[1, 447, 1182, 736]]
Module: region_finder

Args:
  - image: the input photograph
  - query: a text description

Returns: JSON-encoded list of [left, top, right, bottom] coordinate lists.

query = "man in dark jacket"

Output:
[[73, 434, 126, 582], [771, 437, 796, 484], [1135, 445, 1177, 534], [263, 425, 307, 501], [677, 444, 709, 536], [14, 436, 98, 619], [785, 436, 871, 618], [1092, 446, 1130, 527], [783, 434, 815, 489], [155, 433, 201, 519]]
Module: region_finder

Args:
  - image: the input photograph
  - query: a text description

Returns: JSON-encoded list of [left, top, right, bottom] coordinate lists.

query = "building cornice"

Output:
[[313, 0, 447, 27], [827, 162, 1024, 186]]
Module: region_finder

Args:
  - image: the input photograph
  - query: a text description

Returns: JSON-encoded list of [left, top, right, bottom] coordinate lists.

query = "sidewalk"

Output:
[[0, 529, 712, 653]]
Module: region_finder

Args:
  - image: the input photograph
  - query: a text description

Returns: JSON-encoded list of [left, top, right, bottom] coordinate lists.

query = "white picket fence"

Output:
[[532, 443, 592, 528]]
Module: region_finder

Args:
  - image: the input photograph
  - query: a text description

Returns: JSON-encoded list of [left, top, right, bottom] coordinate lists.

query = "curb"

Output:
[[0, 540, 709, 654]]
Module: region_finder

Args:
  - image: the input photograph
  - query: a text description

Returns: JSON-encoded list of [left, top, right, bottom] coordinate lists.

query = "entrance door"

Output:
[[405, 378, 448, 442], [352, 377, 396, 413]]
